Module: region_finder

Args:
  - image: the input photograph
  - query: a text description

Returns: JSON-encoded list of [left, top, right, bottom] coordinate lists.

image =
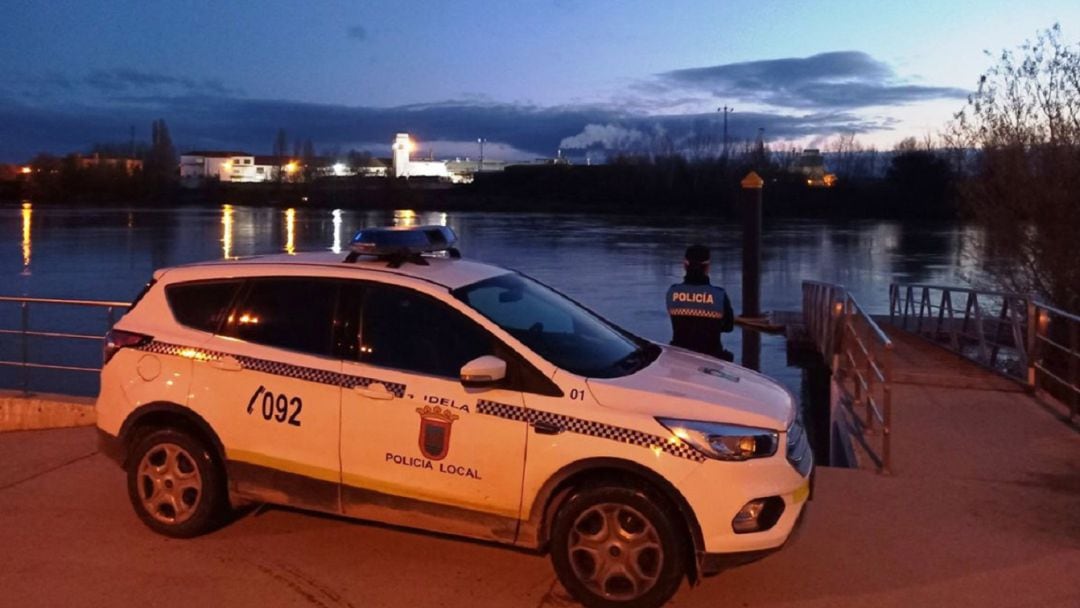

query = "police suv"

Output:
[[96, 225, 811, 608]]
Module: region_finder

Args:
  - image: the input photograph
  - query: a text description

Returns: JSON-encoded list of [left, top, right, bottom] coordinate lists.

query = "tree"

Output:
[[143, 119, 177, 194], [948, 24, 1080, 311], [273, 128, 288, 183], [301, 138, 316, 183], [885, 141, 954, 218]]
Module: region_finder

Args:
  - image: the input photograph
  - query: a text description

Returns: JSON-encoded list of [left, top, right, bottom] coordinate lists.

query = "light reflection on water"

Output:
[[221, 204, 234, 259], [20, 202, 31, 273], [0, 204, 988, 411]]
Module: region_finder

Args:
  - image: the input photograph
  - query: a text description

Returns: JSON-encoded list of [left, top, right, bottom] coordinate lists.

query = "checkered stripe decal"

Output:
[[476, 400, 705, 462], [138, 341, 406, 397], [668, 307, 724, 319]]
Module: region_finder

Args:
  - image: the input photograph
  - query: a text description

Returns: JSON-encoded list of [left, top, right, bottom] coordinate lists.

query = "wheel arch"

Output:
[[524, 457, 706, 584], [118, 401, 226, 468]]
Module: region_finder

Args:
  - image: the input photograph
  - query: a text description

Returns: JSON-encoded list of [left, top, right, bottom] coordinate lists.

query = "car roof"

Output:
[[158, 251, 510, 290]]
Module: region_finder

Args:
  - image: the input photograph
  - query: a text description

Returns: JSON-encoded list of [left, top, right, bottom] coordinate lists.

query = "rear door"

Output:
[[188, 276, 343, 512]]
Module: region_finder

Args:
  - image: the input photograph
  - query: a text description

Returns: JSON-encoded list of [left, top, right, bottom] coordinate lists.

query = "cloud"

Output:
[[5, 67, 242, 101], [0, 86, 901, 162], [346, 24, 367, 41], [0, 53, 950, 162], [656, 51, 967, 110], [82, 68, 242, 97]]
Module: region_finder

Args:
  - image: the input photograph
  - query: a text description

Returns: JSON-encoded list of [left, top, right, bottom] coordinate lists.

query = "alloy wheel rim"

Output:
[[137, 442, 202, 525], [567, 502, 663, 600]]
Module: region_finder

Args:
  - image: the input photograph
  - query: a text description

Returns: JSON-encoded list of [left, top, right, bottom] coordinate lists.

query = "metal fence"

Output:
[[889, 283, 1079, 419], [804, 281, 894, 473], [0, 295, 130, 395]]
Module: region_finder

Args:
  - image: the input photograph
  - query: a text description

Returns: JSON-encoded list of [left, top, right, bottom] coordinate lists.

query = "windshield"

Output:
[[453, 273, 658, 378]]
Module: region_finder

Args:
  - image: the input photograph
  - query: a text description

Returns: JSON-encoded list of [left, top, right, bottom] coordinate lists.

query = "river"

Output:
[[0, 203, 988, 458]]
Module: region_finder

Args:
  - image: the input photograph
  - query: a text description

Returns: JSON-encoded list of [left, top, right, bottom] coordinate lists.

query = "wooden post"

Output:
[[1026, 298, 1038, 388], [739, 171, 763, 320], [1070, 319, 1078, 420]]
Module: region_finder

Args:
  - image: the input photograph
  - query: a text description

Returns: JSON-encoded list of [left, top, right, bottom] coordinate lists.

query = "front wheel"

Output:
[[550, 485, 685, 608], [126, 428, 226, 538]]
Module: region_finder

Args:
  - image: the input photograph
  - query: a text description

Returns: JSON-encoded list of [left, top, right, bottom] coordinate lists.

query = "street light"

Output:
[[718, 106, 734, 159], [477, 138, 486, 173]]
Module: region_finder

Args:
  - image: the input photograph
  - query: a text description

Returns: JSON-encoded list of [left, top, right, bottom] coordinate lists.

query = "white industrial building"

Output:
[[178, 134, 477, 186], [180, 151, 297, 186], [392, 133, 453, 179]]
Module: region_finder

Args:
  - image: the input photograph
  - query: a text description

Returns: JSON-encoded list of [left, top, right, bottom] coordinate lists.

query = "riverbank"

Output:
[[3, 162, 959, 220]]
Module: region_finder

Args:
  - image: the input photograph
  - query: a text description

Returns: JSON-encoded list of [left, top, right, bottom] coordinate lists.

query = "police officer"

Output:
[[666, 244, 734, 360]]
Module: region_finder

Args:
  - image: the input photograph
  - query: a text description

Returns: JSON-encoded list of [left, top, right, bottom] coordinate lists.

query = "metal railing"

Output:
[[1029, 302, 1080, 419], [888, 283, 1029, 375], [889, 283, 1079, 419], [804, 281, 895, 473], [0, 295, 130, 395]]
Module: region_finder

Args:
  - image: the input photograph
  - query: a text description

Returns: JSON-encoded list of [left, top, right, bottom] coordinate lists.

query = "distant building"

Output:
[[445, 158, 510, 175], [391, 133, 452, 180], [181, 151, 250, 185], [181, 151, 303, 186], [75, 153, 142, 175], [354, 156, 389, 178], [794, 148, 837, 187], [0, 164, 30, 181]]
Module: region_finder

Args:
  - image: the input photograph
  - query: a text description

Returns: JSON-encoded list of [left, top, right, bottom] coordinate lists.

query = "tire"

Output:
[[126, 428, 226, 538], [550, 484, 685, 608]]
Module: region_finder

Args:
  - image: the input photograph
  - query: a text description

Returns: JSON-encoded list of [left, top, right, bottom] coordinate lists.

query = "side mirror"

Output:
[[460, 355, 507, 388]]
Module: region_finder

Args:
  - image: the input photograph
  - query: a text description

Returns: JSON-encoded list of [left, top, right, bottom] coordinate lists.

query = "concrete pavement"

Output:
[[1, 414, 1078, 608]]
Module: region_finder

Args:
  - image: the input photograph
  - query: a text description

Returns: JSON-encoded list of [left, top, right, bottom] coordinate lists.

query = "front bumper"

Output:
[[699, 495, 810, 575]]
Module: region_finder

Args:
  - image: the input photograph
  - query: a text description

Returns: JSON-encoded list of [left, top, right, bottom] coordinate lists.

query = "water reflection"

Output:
[[332, 209, 343, 254], [0, 205, 992, 404], [221, 204, 234, 259], [20, 202, 31, 274], [740, 328, 761, 371], [284, 208, 296, 254]]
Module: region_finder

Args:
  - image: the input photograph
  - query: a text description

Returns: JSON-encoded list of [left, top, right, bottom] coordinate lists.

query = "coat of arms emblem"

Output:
[[416, 405, 459, 461]]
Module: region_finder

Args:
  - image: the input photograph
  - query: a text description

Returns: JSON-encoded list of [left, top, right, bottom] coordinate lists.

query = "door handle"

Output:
[[532, 420, 563, 435], [210, 356, 243, 372], [354, 383, 394, 400]]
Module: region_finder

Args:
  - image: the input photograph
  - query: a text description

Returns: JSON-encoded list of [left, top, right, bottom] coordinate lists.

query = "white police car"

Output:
[[96, 225, 811, 608]]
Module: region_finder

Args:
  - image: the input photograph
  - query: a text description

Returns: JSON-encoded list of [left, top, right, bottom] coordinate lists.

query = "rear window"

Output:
[[165, 280, 242, 333], [219, 277, 339, 357]]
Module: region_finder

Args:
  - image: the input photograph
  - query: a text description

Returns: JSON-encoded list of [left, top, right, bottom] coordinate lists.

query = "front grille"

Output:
[[786, 418, 813, 477]]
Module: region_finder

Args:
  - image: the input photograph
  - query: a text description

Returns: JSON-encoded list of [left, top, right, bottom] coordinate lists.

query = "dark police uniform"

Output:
[[666, 279, 734, 360]]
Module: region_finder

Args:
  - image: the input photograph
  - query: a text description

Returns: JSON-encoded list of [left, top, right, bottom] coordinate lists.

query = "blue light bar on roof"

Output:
[[349, 225, 458, 256]]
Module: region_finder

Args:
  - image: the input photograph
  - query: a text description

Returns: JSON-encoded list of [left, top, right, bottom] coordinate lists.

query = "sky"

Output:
[[0, 0, 1077, 162]]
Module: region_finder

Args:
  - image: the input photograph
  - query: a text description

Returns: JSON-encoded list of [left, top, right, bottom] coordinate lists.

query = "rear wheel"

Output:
[[126, 428, 226, 538], [551, 485, 685, 608]]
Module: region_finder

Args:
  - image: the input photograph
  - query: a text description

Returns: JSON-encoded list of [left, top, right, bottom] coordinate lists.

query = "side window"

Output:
[[221, 278, 339, 357], [361, 285, 492, 378], [165, 280, 242, 333]]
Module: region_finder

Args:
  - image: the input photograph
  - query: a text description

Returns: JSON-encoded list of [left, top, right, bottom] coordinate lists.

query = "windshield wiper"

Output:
[[614, 347, 651, 373]]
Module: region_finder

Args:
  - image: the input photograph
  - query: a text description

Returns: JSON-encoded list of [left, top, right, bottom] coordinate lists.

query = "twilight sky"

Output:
[[0, 0, 1077, 162]]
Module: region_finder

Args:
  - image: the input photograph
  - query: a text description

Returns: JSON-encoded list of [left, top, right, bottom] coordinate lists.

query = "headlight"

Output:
[[657, 418, 778, 461]]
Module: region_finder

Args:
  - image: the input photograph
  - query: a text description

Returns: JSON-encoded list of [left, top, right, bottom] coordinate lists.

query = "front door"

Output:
[[339, 283, 528, 543]]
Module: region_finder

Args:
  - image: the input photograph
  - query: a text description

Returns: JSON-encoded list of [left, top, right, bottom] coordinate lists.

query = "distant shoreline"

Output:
[[1, 168, 961, 220]]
